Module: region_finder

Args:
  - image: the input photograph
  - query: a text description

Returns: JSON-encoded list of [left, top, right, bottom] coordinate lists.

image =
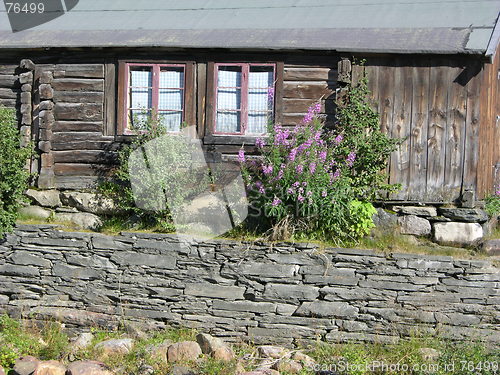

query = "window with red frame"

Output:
[[123, 63, 185, 133], [214, 63, 275, 135]]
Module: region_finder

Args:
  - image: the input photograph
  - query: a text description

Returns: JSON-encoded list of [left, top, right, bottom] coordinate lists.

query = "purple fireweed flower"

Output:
[[237, 149, 245, 163], [276, 167, 284, 180], [272, 197, 281, 206], [287, 188, 294, 194], [301, 102, 322, 124], [296, 164, 304, 174], [274, 125, 291, 146], [346, 152, 357, 167], [309, 162, 316, 174], [298, 187, 304, 194], [255, 138, 266, 148], [302, 181, 307, 186], [288, 148, 298, 161], [267, 87, 275, 102], [306, 191, 312, 197], [262, 165, 273, 175], [293, 181, 300, 188], [319, 151, 327, 162], [259, 186, 265, 194], [334, 134, 344, 145], [322, 190, 327, 197], [298, 194, 305, 202]]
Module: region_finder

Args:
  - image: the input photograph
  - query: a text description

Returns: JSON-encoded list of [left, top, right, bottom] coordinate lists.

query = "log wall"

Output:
[[0, 49, 497, 202]]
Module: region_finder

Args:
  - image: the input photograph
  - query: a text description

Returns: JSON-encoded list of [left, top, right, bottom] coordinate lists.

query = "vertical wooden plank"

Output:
[[462, 62, 482, 195], [408, 60, 430, 201], [364, 61, 380, 114], [116, 61, 127, 135], [196, 62, 207, 139], [443, 61, 467, 202], [494, 50, 500, 191], [426, 63, 449, 201], [378, 65, 395, 136], [184, 61, 196, 128], [204, 62, 215, 136], [274, 61, 284, 125], [103, 61, 116, 136], [389, 60, 413, 200]]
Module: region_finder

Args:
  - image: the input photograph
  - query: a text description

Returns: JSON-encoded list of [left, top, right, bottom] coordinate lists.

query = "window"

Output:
[[213, 63, 275, 135], [117, 61, 195, 135]]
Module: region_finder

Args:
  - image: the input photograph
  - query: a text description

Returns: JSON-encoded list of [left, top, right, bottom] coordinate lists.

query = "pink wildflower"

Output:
[[272, 197, 281, 206], [237, 149, 245, 163], [262, 165, 273, 175], [255, 138, 266, 148], [346, 152, 356, 167]]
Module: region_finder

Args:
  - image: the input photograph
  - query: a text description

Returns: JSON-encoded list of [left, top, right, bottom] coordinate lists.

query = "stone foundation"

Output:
[[1, 224, 499, 346]]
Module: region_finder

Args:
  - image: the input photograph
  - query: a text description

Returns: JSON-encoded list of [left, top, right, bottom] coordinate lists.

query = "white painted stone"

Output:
[[433, 222, 483, 245]]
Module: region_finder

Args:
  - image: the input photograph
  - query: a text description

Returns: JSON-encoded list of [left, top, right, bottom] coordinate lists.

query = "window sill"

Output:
[[204, 135, 268, 146]]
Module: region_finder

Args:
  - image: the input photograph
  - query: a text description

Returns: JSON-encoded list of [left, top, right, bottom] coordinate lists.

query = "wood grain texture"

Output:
[[52, 78, 104, 92]]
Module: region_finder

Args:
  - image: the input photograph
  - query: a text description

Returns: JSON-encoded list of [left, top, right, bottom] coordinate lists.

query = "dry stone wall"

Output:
[[0, 224, 499, 347]]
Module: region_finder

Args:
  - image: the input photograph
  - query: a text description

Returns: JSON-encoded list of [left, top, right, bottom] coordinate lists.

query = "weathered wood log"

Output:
[[39, 84, 54, 100], [53, 121, 103, 132], [53, 64, 104, 79], [54, 163, 113, 176], [53, 91, 104, 103], [52, 132, 112, 143], [55, 176, 101, 189], [283, 67, 336, 81], [52, 78, 104, 92], [283, 82, 335, 99], [0, 65, 19, 74], [283, 98, 326, 113], [53, 150, 117, 164], [0, 75, 18, 88], [0, 87, 19, 99], [55, 103, 103, 121]]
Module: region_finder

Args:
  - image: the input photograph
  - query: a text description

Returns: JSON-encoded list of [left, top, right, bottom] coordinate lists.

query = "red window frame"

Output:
[[120, 62, 186, 134], [213, 63, 276, 136]]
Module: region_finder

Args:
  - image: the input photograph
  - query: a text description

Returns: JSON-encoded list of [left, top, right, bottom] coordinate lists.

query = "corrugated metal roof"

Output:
[[0, 0, 499, 55]]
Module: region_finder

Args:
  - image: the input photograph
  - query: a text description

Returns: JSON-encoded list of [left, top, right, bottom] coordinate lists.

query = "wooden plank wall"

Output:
[[48, 63, 117, 189], [478, 47, 500, 197], [358, 56, 485, 202]]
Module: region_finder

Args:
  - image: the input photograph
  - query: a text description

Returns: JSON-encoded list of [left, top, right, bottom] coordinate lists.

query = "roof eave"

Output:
[[485, 13, 500, 62]]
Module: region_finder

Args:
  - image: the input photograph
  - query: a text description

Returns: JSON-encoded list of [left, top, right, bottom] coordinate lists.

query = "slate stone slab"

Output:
[[438, 208, 488, 223]]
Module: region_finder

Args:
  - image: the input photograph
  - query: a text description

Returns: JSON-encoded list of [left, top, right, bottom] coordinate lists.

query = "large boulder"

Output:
[[398, 215, 431, 236], [372, 208, 398, 230], [147, 340, 173, 363], [438, 208, 488, 223], [167, 341, 202, 362], [60, 192, 118, 215], [13, 356, 40, 375], [33, 361, 66, 375], [95, 338, 134, 356], [392, 206, 437, 217], [55, 212, 102, 230], [25, 189, 61, 208], [433, 222, 483, 246], [66, 361, 114, 375], [18, 206, 52, 220]]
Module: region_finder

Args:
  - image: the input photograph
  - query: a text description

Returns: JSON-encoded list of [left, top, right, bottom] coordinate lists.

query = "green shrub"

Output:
[[99, 114, 210, 232], [0, 106, 33, 238], [484, 186, 500, 218], [0, 315, 42, 369]]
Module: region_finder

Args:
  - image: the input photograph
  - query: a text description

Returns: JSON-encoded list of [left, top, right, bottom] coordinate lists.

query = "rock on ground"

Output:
[[272, 359, 303, 373], [292, 352, 316, 368], [419, 348, 441, 362], [257, 345, 288, 359], [147, 340, 173, 363], [60, 192, 118, 215], [398, 215, 431, 236], [240, 370, 280, 375], [393, 206, 437, 217], [19, 206, 52, 220], [167, 341, 202, 362], [66, 361, 114, 375], [433, 222, 483, 246], [25, 189, 61, 207], [71, 332, 93, 352], [196, 333, 234, 361], [171, 365, 196, 375], [94, 338, 134, 356], [33, 361, 66, 375], [372, 208, 398, 230], [55, 212, 102, 230], [438, 208, 488, 223], [483, 239, 500, 256], [13, 356, 40, 375]]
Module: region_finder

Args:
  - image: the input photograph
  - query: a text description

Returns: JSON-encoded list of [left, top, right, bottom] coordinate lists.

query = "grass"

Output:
[[0, 315, 499, 374]]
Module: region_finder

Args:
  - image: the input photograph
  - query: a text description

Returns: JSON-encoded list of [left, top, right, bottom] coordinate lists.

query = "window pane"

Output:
[[216, 111, 241, 133], [248, 88, 273, 112], [159, 111, 182, 132], [130, 67, 152, 87], [130, 88, 152, 109], [159, 89, 183, 111], [249, 66, 273, 88], [247, 112, 270, 134], [217, 88, 241, 110], [160, 67, 184, 88], [218, 66, 242, 88]]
